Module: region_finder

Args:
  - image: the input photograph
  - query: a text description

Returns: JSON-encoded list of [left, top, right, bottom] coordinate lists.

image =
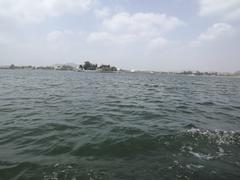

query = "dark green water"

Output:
[[0, 70, 240, 180]]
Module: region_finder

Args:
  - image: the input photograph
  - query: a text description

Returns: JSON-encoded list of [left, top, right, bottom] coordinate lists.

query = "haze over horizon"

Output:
[[0, 0, 240, 72]]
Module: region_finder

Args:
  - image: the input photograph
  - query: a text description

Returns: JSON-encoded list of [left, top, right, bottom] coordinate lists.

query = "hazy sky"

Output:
[[0, 0, 240, 72]]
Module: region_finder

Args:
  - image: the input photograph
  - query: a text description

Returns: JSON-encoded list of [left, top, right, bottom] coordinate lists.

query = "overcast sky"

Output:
[[0, 0, 240, 72]]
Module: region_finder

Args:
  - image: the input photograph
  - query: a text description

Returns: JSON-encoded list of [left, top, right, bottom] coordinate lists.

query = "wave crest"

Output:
[[185, 128, 240, 145]]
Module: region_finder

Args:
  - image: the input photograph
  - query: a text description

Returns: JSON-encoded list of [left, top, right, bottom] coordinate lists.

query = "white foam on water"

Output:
[[186, 164, 204, 169], [217, 147, 225, 157], [189, 151, 214, 160], [186, 128, 240, 145], [180, 144, 226, 161]]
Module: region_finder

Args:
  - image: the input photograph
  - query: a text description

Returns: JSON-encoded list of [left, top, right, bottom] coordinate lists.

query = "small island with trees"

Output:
[[54, 61, 118, 72], [78, 61, 117, 72]]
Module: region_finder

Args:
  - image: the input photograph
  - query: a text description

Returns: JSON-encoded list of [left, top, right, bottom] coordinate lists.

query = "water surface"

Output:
[[0, 70, 240, 180]]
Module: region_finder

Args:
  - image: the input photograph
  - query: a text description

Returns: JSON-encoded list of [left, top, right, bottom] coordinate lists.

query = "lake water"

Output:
[[0, 70, 240, 180]]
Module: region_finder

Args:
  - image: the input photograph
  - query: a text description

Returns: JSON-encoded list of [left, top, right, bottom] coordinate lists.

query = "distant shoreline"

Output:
[[0, 65, 239, 77]]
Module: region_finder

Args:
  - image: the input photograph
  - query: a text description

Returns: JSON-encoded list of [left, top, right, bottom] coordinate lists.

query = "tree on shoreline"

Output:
[[99, 64, 117, 72], [83, 61, 97, 70], [9, 64, 15, 69]]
